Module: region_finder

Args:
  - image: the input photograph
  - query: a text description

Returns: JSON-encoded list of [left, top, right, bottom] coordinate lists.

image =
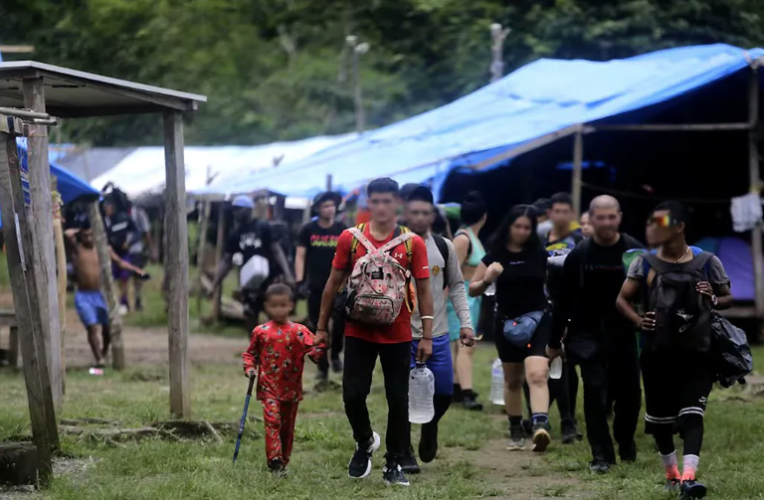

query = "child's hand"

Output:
[[245, 368, 256, 379]]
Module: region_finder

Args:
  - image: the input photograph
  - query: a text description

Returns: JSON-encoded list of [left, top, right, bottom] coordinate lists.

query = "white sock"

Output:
[[682, 454, 700, 480], [660, 450, 678, 467]]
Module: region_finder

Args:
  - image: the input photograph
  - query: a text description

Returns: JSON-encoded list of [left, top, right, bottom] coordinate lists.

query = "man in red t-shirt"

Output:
[[316, 178, 434, 487]]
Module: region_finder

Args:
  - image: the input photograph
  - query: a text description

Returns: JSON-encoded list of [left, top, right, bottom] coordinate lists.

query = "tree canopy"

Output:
[[2, 0, 762, 146]]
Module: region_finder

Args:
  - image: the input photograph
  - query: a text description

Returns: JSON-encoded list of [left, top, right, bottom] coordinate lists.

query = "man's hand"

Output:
[[696, 281, 714, 299], [416, 338, 433, 363], [641, 311, 656, 331], [315, 329, 330, 347], [459, 328, 476, 347], [484, 262, 504, 284], [545, 345, 562, 360], [245, 368, 256, 379]]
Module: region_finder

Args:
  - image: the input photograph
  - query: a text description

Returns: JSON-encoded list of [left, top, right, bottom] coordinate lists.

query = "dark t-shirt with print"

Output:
[[298, 220, 345, 291], [225, 219, 273, 265], [482, 248, 548, 319]]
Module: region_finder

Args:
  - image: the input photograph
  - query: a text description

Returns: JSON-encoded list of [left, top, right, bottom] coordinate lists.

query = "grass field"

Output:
[[0, 342, 762, 500]]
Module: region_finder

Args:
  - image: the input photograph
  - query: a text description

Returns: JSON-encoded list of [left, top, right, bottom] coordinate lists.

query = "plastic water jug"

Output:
[[549, 357, 563, 380], [409, 363, 435, 424], [490, 358, 505, 406]]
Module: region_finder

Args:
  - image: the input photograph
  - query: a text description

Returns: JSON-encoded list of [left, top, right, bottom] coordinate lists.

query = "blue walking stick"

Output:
[[233, 375, 256, 464]]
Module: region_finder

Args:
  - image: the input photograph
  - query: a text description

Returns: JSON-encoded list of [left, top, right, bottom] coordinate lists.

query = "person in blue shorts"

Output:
[[66, 222, 145, 367], [401, 186, 475, 474]]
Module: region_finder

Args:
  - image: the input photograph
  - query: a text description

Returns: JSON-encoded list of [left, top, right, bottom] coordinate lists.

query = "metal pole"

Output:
[[747, 69, 763, 316], [571, 128, 584, 215], [489, 23, 510, 83], [347, 36, 369, 132]]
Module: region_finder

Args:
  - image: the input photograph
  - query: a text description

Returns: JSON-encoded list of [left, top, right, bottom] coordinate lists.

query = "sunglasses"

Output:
[[649, 214, 676, 228]]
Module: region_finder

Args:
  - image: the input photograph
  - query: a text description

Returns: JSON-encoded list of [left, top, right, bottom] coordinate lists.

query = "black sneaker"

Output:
[[507, 424, 526, 451], [315, 368, 329, 382], [399, 447, 420, 474], [664, 478, 681, 493], [679, 479, 707, 499], [134, 299, 143, 312], [461, 390, 484, 411], [348, 431, 380, 479], [561, 422, 580, 445], [588, 458, 610, 474], [419, 422, 439, 463], [331, 358, 343, 373], [532, 422, 551, 453], [382, 463, 410, 486], [268, 459, 284, 473]]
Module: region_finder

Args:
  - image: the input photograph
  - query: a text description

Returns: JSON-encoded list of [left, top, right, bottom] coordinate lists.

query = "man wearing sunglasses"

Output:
[[617, 201, 732, 499], [546, 195, 643, 474]]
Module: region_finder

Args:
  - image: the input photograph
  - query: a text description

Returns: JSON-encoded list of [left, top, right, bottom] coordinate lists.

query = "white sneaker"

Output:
[[118, 305, 129, 316], [348, 431, 380, 479]]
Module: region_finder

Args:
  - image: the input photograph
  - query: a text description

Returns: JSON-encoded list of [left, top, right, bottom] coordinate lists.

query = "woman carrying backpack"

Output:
[[468, 205, 552, 453], [448, 192, 487, 411]]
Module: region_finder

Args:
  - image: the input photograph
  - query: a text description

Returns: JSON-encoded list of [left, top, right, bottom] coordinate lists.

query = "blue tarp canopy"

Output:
[[203, 43, 763, 200], [0, 140, 98, 228]]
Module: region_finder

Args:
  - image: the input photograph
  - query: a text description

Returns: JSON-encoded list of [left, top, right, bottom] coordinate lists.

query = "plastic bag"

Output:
[[710, 312, 753, 388]]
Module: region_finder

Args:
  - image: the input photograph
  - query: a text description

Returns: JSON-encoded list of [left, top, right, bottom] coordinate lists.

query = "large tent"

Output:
[[201, 43, 763, 199]]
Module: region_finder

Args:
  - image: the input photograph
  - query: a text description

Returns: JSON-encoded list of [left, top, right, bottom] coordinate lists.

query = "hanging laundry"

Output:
[[730, 192, 763, 232]]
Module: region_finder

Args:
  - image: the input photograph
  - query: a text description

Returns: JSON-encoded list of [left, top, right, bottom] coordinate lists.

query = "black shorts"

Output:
[[494, 312, 551, 363], [641, 350, 713, 435]]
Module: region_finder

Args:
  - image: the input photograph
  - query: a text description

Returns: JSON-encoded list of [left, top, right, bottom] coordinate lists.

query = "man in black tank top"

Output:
[[617, 201, 732, 499], [547, 195, 643, 474]]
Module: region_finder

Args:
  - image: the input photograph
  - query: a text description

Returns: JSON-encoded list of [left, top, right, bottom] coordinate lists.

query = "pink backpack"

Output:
[[345, 225, 414, 325]]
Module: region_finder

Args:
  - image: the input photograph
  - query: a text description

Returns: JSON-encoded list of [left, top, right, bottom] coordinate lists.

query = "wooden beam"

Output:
[[52, 179, 67, 393], [22, 77, 63, 415], [747, 70, 763, 317], [8, 326, 19, 368], [571, 128, 584, 215], [195, 200, 211, 318], [211, 204, 226, 322], [591, 122, 753, 132], [87, 202, 125, 370], [0, 45, 35, 53], [0, 131, 57, 480], [163, 111, 191, 418]]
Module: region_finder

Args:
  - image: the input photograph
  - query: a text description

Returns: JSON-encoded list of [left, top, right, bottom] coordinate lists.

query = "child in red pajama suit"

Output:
[[243, 284, 325, 473]]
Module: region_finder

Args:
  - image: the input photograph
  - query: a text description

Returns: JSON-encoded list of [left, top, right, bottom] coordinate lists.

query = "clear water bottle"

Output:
[[484, 282, 496, 296], [490, 358, 505, 406], [549, 357, 563, 380], [409, 363, 435, 424]]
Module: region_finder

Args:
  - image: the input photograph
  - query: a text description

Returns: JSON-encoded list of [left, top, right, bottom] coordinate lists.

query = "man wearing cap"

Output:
[[296, 191, 346, 379], [210, 195, 295, 332]]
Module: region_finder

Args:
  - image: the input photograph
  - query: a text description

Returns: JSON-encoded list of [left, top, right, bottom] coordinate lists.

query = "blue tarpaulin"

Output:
[[0, 140, 98, 228], [203, 43, 763, 199]]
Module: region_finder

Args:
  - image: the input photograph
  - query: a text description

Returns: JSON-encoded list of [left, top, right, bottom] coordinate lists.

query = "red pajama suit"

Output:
[[242, 321, 325, 466]]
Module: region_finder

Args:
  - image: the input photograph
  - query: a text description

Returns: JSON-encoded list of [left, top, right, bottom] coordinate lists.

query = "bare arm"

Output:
[[211, 253, 233, 291], [712, 283, 734, 310], [317, 267, 347, 340], [64, 228, 79, 254], [453, 233, 470, 265], [616, 278, 644, 329], [416, 276, 434, 340], [271, 242, 294, 285], [468, 262, 489, 297], [109, 247, 145, 275], [295, 246, 307, 283], [444, 242, 472, 331]]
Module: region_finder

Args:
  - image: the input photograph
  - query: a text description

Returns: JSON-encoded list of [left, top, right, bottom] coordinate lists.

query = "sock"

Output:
[[682, 454, 699, 481], [660, 451, 680, 480], [508, 415, 522, 428], [531, 412, 549, 426]]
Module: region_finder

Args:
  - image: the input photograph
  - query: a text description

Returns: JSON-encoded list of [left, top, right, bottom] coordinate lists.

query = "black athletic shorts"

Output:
[[494, 311, 551, 363], [640, 350, 713, 435]]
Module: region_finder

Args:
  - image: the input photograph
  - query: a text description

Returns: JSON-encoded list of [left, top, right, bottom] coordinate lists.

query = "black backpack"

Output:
[[710, 312, 753, 387], [643, 252, 714, 352]]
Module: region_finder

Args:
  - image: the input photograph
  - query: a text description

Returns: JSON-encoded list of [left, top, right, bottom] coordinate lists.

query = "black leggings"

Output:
[[343, 336, 411, 462]]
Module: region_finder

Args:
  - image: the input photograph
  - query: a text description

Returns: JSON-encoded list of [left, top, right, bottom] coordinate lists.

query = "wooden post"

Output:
[[195, 200, 211, 317], [9, 326, 19, 368], [211, 204, 226, 321], [571, 127, 584, 215], [22, 77, 63, 414], [326, 174, 333, 191], [747, 70, 763, 316], [51, 179, 67, 393], [163, 112, 190, 418], [0, 130, 58, 480], [87, 202, 125, 370]]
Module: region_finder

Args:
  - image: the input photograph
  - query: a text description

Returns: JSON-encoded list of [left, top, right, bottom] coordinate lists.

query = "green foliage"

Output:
[[1, 0, 761, 146]]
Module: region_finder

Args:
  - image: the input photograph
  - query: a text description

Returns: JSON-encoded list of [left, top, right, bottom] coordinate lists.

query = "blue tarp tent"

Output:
[[203, 43, 763, 199], [0, 140, 99, 228]]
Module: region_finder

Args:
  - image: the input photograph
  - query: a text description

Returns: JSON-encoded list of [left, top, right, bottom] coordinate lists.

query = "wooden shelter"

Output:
[[0, 61, 205, 479]]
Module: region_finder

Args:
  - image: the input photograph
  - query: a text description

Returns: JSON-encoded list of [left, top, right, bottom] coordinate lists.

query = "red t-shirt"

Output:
[[242, 321, 325, 402], [332, 225, 429, 344]]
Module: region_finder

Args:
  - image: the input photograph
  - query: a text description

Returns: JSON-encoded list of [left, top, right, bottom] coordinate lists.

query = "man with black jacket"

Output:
[[547, 195, 643, 474]]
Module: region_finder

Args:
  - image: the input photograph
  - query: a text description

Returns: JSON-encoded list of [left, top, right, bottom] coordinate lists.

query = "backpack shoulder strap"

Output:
[[578, 237, 591, 289], [687, 251, 714, 277], [349, 224, 376, 255], [432, 234, 450, 289], [642, 253, 673, 274], [378, 226, 414, 256]]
